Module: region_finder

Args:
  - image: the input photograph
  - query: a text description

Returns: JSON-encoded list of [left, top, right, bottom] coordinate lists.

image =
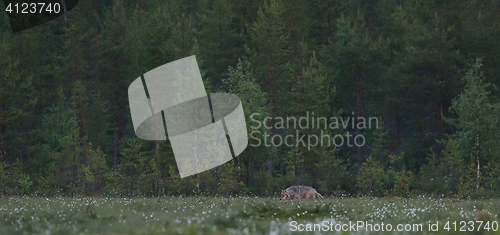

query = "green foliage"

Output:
[[224, 59, 268, 116], [79, 146, 107, 195], [284, 145, 303, 181], [119, 138, 148, 197], [324, 12, 376, 112], [223, 59, 276, 192], [132, 5, 176, 74], [438, 139, 462, 195], [314, 146, 346, 195], [369, 118, 390, 163], [246, 0, 290, 116], [0, 33, 36, 162], [168, 166, 182, 195], [197, 0, 243, 85], [1, 196, 500, 234], [458, 155, 486, 198], [18, 174, 33, 194], [0, 161, 7, 192], [417, 150, 446, 195], [356, 157, 386, 196], [393, 167, 413, 197], [449, 58, 500, 195], [484, 162, 500, 197], [1, 0, 500, 198], [218, 161, 244, 197]]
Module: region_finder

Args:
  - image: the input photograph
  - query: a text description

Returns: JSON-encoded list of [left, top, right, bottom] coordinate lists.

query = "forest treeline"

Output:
[[1, 0, 500, 198]]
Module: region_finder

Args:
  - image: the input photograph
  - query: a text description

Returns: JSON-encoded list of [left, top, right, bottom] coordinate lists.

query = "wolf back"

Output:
[[281, 186, 323, 202]]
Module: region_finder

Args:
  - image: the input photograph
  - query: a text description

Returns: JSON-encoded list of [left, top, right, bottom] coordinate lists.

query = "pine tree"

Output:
[[57, 0, 95, 140], [98, 0, 134, 166], [282, 0, 309, 91], [458, 0, 500, 96], [197, 0, 243, 86], [244, 1, 290, 181], [246, 0, 290, 133], [324, 12, 376, 172], [131, 5, 176, 74], [303, 0, 347, 47], [378, 3, 463, 169]]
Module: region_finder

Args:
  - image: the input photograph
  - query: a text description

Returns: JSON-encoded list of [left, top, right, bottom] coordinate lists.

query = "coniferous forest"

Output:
[[1, 0, 500, 199]]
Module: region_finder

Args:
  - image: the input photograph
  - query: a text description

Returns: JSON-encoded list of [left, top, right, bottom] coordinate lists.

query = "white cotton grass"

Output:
[[0, 194, 497, 234]]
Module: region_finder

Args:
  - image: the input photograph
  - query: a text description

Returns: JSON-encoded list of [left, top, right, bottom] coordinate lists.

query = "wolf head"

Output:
[[280, 189, 290, 202]]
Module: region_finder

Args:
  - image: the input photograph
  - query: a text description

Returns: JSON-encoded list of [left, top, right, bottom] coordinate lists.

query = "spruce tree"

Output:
[[289, 50, 333, 185], [0, 32, 36, 163]]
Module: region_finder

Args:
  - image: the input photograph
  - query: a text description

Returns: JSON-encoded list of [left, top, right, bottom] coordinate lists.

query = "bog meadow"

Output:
[[2, 0, 500, 234], [2, 196, 500, 234]]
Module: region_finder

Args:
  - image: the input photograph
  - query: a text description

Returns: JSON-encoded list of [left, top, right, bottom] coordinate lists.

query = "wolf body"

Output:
[[280, 186, 323, 202]]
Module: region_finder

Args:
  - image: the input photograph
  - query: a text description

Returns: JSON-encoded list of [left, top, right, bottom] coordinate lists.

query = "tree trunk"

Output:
[[246, 153, 250, 185], [267, 18, 274, 176], [129, 165, 134, 198], [269, 19, 274, 134], [219, 2, 223, 78], [1, 95, 6, 161], [113, 57, 121, 166], [290, 2, 296, 90], [327, 0, 331, 44], [301, 50, 306, 183], [476, 133, 480, 192], [356, 70, 361, 172]]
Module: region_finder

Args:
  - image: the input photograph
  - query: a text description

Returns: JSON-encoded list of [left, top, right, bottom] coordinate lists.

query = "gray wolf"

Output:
[[280, 186, 323, 202]]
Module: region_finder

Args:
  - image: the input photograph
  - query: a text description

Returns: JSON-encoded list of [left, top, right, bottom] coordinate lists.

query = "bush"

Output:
[[357, 157, 389, 196]]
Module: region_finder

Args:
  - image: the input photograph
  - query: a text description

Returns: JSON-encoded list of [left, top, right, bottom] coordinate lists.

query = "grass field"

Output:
[[0, 195, 499, 234]]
